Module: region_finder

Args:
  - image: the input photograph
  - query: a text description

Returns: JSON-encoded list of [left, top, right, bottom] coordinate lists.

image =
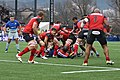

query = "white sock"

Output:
[[16, 44, 20, 50], [5, 43, 10, 50], [96, 51, 99, 55]]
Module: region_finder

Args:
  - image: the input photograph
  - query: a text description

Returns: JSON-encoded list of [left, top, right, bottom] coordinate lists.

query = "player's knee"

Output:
[[65, 39, 72, 47], [8, 39, 11, 43], [86, 44, 92, 49], [77, 38, 82, 42], [40, 41, 45, 46], [75, 40, 80, 46], [28, 40, 37, 47], [35, 44, 38, 49], [66, 39, 72, 44]]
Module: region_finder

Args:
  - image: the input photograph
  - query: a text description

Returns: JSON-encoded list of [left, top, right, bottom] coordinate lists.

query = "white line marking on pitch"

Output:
[[61, 68, 120, 74], [0, 59, 114, 68], [0, 59, 120, 73]]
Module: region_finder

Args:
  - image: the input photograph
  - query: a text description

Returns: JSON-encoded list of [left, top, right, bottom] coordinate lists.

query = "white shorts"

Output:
[[8, 32, 19, 39]]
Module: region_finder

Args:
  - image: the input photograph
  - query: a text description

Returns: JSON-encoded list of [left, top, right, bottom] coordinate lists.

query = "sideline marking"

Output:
[[0, 59, 115, 69]]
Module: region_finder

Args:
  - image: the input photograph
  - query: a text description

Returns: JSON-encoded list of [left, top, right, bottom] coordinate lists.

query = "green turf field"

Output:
[[0, 41, 120, 80]]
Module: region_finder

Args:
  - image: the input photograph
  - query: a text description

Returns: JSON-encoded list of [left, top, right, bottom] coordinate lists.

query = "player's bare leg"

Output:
[[83, 44, 92, 66], [101, 44, 114, 65]]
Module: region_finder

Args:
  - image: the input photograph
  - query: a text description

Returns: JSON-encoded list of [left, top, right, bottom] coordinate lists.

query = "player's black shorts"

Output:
[[78, 29, 88, 39], [87, 29, 107, 45], [61, 39, 66, 46], [68, 33, 77, 45], [22, 32, 34, 42]]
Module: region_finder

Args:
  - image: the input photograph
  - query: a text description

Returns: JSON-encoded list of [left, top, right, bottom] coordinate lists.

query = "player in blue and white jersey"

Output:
[[4, 16, 21, 53]]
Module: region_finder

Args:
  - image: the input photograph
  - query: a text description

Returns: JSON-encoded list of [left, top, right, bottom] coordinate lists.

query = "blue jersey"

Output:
[[5, 20, 20, 32]]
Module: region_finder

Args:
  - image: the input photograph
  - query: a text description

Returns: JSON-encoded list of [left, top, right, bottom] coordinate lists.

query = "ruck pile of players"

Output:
[[15, 8, 114, 66]]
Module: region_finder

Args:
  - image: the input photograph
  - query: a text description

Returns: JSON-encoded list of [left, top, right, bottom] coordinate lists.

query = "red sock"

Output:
[[106, 56, 110, 61], [53, 45, 59, 56], [59, 49, 66, 55], [18, 47, 30, 56], [36, 50, 40, 56], [84, 60, 88, 63], [74, 44, 78, 55], [40, 46, 45, 56], [29, 49, 36, 61]]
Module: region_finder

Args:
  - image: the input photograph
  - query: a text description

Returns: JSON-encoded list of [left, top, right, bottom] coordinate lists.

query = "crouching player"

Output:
[[16, 11, 44, 63], [36, 28, 59, 58]]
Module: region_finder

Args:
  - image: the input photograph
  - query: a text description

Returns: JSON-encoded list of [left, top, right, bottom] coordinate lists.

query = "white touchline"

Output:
[[0, 59, 120, 72]]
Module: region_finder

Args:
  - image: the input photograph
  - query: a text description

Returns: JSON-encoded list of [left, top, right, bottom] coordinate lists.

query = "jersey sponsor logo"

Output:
[[92, 31, 100, 35], [14, 23, 17, 25]]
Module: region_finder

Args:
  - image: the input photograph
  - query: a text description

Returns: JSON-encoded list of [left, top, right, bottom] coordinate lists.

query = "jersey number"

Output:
[[94, 16, 97, 22]]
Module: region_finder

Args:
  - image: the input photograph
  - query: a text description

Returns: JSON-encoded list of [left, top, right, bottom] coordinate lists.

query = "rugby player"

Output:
[[16, 11, 44, 63]]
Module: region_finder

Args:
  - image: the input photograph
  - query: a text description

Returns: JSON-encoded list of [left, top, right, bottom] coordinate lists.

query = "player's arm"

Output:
[[80, 18, 89, 28], [108, 25, 112, 33], [2, 21, 6, 26], [70, 24, 76, 33], [3, 22, 9, 34], [77, 21, 82, 33], [3, 26, 7, 33], [104, 18, 109, 26], [32, 22, 39, 36], [61, 27, 69, 34], [104, 17, 111, 33], [17, 22, 22, 35]]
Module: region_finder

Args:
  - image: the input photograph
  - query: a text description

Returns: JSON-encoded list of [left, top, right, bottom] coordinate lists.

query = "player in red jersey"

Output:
[[51, 21, 69, 34], [36, 28, 58, 58], [16, 11, 44, 63], [57, 17, 82, 58], [50, 21, 61, 31], [82, 8, 114, 65], [73, 16, 100, 58], [50, 21, 69, 57], [57, 30, 71, 58], [59, 31, 70, 45]]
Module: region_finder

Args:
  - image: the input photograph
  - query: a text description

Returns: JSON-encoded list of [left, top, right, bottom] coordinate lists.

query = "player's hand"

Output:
[[37, 30, 41, 35], [69, 31, 73, 34], [37, 35, 41, 41], [72, 33, 77, 35], [106, 33, 111, 36]]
